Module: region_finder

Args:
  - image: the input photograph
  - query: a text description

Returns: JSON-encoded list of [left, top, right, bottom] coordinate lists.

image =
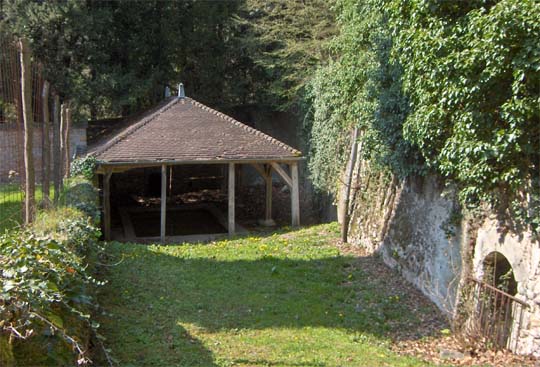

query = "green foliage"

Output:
[[60, 176, 100, 221], [306, 0, 418, 195], [1, 1, 334, 117], [0, 176, 102, 365], [236, 0, 336, 109], [306, 0, 539, 231], [70, 155, 97, 181], [387, 0, 540, 229]]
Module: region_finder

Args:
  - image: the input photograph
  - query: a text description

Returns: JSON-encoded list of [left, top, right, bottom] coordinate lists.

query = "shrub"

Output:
[[70, 156, 97, 181], [60, 176, 100, 222], [0, 175, 102, 366]]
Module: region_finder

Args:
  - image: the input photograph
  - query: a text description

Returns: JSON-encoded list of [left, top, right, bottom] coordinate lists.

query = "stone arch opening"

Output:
[[474, 251, 522, 349], [482, 251, 517, 296]]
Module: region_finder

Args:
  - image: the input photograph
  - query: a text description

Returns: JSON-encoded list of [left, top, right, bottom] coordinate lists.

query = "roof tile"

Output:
[[90, 97, 302, 164]]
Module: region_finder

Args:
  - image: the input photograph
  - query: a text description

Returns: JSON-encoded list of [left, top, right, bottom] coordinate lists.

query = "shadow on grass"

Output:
[[97, 235, 444, 366]]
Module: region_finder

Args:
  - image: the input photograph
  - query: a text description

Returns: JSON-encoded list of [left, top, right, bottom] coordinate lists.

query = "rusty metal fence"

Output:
[[469, 277, 528, 351]]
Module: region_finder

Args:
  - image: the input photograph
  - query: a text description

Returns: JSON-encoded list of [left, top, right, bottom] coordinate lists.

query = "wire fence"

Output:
[[0, 35, 62, 231], [0, 36, 25, 230]]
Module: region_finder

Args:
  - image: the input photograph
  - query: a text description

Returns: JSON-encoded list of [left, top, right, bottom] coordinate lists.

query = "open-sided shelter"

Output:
[[90, 86, 302, 243]]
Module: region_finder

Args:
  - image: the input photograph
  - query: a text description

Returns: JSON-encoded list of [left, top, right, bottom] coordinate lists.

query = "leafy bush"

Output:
[[70, 156, 97, 181], [306, 0, 539, 231], [387, 0, 540, 229], [60, 176, 100, 222], [0, 175, 102, 365]]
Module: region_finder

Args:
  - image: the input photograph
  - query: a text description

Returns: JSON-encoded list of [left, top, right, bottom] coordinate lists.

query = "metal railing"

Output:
[[469, 277, 528, 351]]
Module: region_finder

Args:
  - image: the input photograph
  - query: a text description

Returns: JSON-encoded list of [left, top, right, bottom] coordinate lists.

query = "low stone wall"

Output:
[[347, 171, 539, 356], [349, 174, 464, 314]]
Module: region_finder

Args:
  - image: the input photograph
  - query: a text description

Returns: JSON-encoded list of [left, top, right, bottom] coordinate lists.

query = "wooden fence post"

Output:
[[52, 94, 62, 202], [64, 106, 71, 176], [41, 80, 50, 204], [19, 38, 35, 224], [60, 103, 67, 178]]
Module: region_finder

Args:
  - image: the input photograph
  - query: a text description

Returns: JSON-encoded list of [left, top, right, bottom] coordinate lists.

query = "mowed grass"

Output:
[[97, 224, 436, 367]]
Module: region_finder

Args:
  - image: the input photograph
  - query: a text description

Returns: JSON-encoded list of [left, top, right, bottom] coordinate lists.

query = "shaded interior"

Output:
[[130, 209, 226, 237]]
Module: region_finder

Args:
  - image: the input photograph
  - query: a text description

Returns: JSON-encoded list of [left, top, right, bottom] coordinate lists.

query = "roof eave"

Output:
[[95, 156, 305, 173]]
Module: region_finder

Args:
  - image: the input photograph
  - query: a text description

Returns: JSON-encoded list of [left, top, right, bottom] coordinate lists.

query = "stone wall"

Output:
[[349, 174, 464, 314], [347, 169, 539, 356]]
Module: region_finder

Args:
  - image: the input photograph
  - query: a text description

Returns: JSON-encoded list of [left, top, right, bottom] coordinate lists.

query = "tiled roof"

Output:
[[90, 97, 302, 164]]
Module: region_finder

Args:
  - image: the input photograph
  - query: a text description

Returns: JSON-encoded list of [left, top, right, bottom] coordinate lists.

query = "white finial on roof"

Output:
[[178, 83, 185, 98], [165, 86, 171, 98]]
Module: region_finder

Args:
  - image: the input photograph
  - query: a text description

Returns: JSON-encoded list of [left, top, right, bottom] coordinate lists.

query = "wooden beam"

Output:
[[270, 162, 292, 188], [161, 164, 167, 243], [290, 162, 300, 227], [250, 163, 267, 179], [103, 171, 112, 241], [228, 163, 235, 236]]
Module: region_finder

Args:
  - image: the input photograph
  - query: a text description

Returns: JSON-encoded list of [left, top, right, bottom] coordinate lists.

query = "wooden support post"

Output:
[[42, 81, 50, 204], [160, 164, 167, 243], [52, 94, 61, 202], [20, 38, 35, 224], [290, 162, 300, 227], [264, 164, 274, 225], [228, 163, 235, 236], [103, 171, 112, 241]]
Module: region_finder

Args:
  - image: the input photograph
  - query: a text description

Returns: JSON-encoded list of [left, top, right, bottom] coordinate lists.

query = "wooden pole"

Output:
[[290, 162, 300, 227], [160, 164, 167, 243], [62, 104, 71, 177], [341, 127, 359, 243], [60, 103, 67, 178], [41, 81, 50, 204], [52, 94, 61, 202], [228, 163, 235, 236], [103, 171, 112, 241], [19, 38, 35, 224], [264, 164, 274, 224]]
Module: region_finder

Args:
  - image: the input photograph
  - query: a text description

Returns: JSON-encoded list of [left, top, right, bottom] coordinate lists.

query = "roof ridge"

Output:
[[91, 98, 179, 158], [187, 98, 301, 156]]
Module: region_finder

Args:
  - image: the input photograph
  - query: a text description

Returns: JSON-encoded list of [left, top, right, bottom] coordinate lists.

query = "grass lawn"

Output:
[[97, 223, 446, 367], [0, 183, 53, 232], [0, 183, 24, 232]]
